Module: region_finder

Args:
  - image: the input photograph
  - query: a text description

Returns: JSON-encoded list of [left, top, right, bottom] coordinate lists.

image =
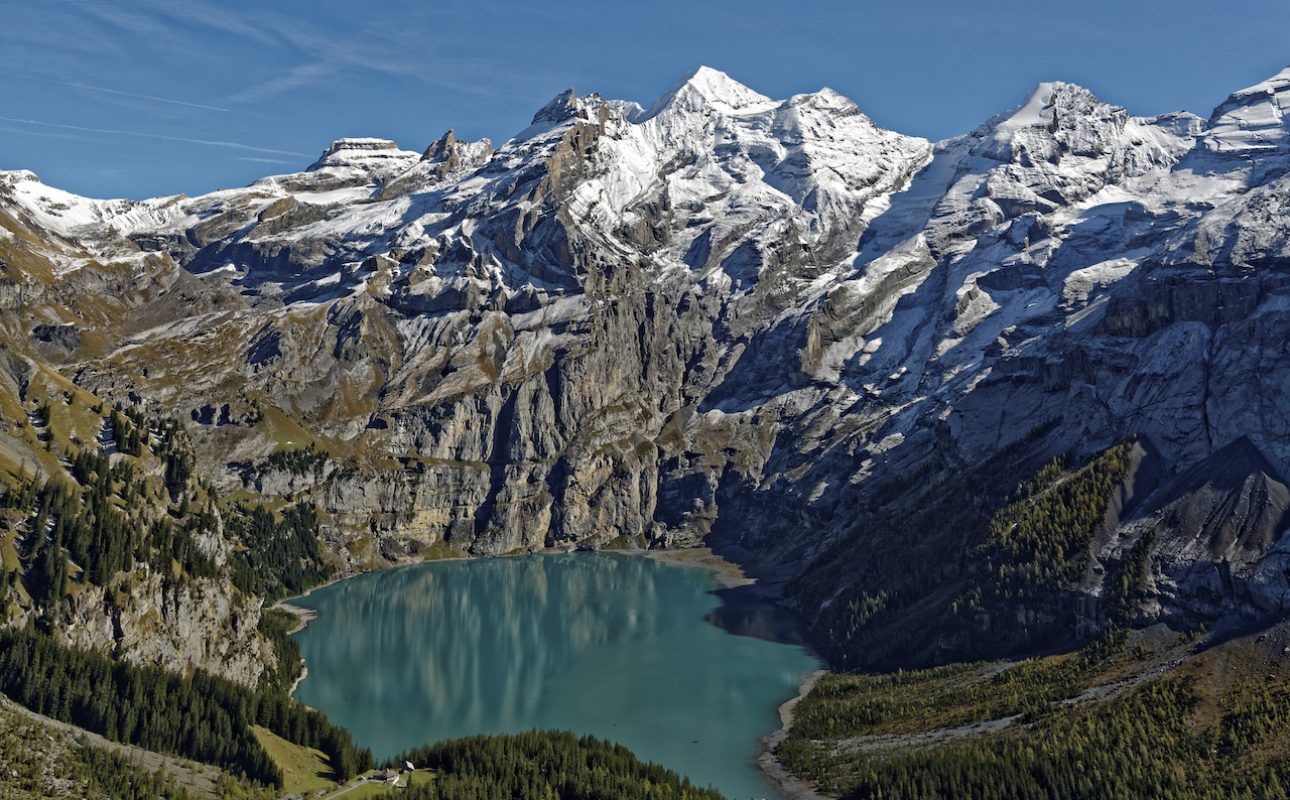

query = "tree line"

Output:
[[798, 436, 1136, 669], [0, 627, 373, 788], [821, 678, 1290, 800], [392, 731, 725, 800], [226, 501, 333, 601], [1, 451, 219, 610]]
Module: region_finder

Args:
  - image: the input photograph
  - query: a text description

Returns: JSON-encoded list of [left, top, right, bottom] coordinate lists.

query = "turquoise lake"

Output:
[[289, 552, 820, 800]]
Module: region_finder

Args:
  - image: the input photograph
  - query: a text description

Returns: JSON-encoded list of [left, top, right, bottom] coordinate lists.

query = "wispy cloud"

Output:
[[0, 116, 310, 157], [228, 63, 332, 105], [148, 2, 549, 105], [26, 0, 557, 109], [0, 125, 117, 145], [235, 156, 297, 165], [134, 0, 283, 47], [1, 71, 230, 113], [64, 2, 178, 43]]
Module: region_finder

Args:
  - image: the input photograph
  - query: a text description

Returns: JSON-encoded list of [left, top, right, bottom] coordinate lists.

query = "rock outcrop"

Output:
[[5, 65, 1290, 666]]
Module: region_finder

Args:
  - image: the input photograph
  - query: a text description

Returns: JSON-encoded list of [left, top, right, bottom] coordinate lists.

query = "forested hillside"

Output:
[[778, 630, 1290, 800], [0, 628, 372, 788], [789, 439, 1137, 669], [0, 695, 197, 800], [393, 732, 725, 800]]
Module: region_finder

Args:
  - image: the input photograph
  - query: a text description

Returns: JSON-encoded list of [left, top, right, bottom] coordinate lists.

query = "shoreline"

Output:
[[275, 543, 754, 625], [287, 663, 310, 698], [272, 542, 825, 798], [636, 546, 831, 799], [759, 668, 830, 800], [275, 599, 318, 634], [634, 546, 756, 589], [271, 600, 318, 699]]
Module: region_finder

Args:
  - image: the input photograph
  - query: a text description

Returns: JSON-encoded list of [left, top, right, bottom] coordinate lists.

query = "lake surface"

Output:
[[289, 552, 820, 800]]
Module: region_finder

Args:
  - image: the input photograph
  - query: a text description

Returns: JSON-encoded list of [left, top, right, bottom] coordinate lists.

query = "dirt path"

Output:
[[318, 777, 370, 799]]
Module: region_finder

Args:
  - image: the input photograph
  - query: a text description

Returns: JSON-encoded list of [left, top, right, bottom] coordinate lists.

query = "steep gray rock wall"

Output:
[[4, 66, 1290, 656]]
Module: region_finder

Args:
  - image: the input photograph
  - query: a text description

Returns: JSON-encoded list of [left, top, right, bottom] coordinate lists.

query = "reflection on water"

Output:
[[705, 585, 812, 647], [290, 553, 819, 800]]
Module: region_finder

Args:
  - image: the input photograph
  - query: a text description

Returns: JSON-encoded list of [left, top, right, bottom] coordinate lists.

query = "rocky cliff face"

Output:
[[56, 573, 272, 686], [4, 65, 1290, 662]]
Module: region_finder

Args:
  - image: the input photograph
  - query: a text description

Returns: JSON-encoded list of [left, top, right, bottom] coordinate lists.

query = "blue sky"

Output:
[[2, 0, 1288, 199]]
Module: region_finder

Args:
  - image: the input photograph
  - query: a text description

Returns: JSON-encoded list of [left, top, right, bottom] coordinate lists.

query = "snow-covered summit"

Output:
[[977, 81, 1143, 158], [1206, 65, 1290, 153], [640, 66, 776, 121], [529, 90, 580, 127], [0, 168, 142, 242], [8, 64, 1290, 498], [0, 169, 42, 186], [308, 138, 421, 172], [988, 81, 1075, 143], [10, 64, 1290, 317], [419, 130, 493, 168]]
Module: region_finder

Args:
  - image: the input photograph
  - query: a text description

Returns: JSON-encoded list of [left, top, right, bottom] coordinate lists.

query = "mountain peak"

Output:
[[787, 86, 861, 116], [415, 129, 493, 181], [640, 66, 773, 121], [985, 81, 1110, 142], [308, 137, 419, 171], [0, 169, 41, 187], [1224, 65, 1290, 105], [678, 66, 762, 101], [422, 130, 457, 162], [1206, 65, 1290, 154], [530, 89, 579, 126], [320, 137, 401, 157]]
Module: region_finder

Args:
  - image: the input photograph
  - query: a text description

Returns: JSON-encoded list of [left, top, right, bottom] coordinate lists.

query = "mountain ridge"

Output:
[[3, 63, 1290, 679]]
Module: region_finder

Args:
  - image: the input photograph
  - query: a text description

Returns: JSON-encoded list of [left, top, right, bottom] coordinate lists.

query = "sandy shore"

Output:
[[759, 668, 830, 800], [636, 546, 756, 589], [275, 599, 317, 633], [285, 663, 311, 698]]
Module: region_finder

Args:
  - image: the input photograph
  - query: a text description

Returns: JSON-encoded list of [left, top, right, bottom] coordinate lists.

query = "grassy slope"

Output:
[[250, 724, 337, 794], [343, 772, 436, 799]]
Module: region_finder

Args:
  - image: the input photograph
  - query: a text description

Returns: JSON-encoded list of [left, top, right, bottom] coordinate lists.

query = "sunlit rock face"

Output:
[[6, 65, 1290, 636]]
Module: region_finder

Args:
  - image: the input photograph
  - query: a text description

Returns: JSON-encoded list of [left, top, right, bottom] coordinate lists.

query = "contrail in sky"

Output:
[[0, 116, 309, 157], [2, 71, 232, 113]]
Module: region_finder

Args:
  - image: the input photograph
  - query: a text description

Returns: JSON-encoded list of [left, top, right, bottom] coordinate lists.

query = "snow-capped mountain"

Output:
[[5, 65, 1290, 661]]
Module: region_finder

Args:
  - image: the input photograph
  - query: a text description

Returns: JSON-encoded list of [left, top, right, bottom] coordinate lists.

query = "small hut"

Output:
[[371, 769, 400, 784]]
